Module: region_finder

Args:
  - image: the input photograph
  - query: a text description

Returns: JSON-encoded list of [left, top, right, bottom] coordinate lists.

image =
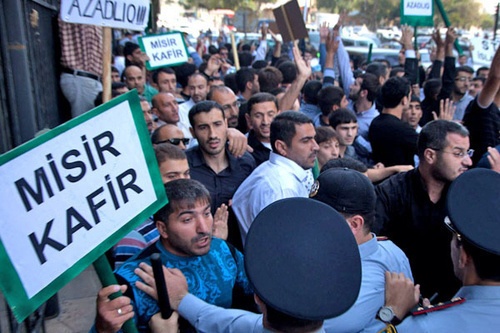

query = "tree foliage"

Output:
[[437, 0, 482, 29]]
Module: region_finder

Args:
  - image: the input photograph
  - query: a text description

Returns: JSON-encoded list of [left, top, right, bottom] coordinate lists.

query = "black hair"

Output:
[[456, 66, 474, 76], [423, 78, 441, 100], [224, 73, 238, 94], [173, 63, 197, 88], [359, 73, 381, 103], [417, 120, 469, 159], [366, 62, 387, 80], [259, 67, 283, 93], [318, 86, 345, 116], [252, 60, 268, 70], [270, 111, 313, 152], [476, 66, 489, 76], [329, 108, 357, 128], [314, 126, 339, 145], [247, 92, 278, 115], [238, 51, 253, 67], [152, 67, 176, 85], [123, 42, 140, 66], [154, 179, 211, 225], [111, 82, 127, 90], [236, 68, 257, 93], [188, 100, 225, 128], [380, 76, 410, 108], [153, 142, 187, 163], [278, 61, 297, 84], [265, 304, 323, 333], [302, 80, 322, 105], [462, 239, 500, 281]]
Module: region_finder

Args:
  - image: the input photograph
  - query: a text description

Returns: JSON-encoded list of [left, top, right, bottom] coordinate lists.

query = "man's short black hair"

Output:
[[252, 60, 268, 70], [462, 239, 500, 281], [224, 73, 238, 94], [270, 111, 313, 152], [154, 142, 187, 164], [417, 119, 469, 159], [238, 51, 253, 67], [302, 80, 322, 105], [423, 78, 441, 100], [380, 76, 410, 108], [390, 66, 405, 78], [472, 76, 486, 84], [152, 67, 176, 85], [259, 67, 283, 93], [265, 304, 323, 333], [154, 179, 211, 225], [476, 66, 489, 76], [456, 66, 474, 76], [366, 62, 387, 80], [173, 63, 197, 88], [111, 82, 127, 90], [329, 108, 357, 129], [318, 86, 345, 116], [359, 73, 380, 102], [123, 42, 140, 66], [236, 68, 257, 93], [278, 61, 297, 84], [188, 100, 225, 128], [247, 92, 278, 115], [410, 95, 421, 104], [314, 126, 339, 145]]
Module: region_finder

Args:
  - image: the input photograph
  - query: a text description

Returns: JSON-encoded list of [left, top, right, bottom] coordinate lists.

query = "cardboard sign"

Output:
[[470, 37, 499, 65], [138, 32, 189, 71], [0, 91, 167, 322], [273, 0, 308, 43], [60, 0, 150, 31], [401, 0, 434, 27]]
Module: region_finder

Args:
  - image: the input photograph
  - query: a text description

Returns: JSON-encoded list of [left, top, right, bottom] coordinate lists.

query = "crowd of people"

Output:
[[57, 14, 500, 333]]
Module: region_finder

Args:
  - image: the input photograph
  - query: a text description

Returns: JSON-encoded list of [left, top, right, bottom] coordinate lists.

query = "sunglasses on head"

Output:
[[156, 138, 190, 146]]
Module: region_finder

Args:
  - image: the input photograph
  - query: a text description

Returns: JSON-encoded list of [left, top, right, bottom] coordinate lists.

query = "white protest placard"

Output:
[[0, 91, 167, 322], [470, 37, 499, 66], [138, 32, 189, 71], [401, 0, 433, 26], [60, 0, 150, 31]]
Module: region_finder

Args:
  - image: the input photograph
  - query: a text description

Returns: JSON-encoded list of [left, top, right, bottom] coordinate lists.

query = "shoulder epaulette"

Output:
[[411, 297, 466, 315], [377, 236, 389, 241], [377, 324, 398, 333]]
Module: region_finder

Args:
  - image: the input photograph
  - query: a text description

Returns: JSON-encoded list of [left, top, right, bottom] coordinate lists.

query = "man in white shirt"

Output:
[[232, 111, 319, 245]]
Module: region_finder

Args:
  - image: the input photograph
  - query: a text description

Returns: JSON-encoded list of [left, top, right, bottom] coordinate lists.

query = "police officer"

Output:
[[310, 168, 413, 333], [135, 197, 362, 332], [379, 168, 500, 332]]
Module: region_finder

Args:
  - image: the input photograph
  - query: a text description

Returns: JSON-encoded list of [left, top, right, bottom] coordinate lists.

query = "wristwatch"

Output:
[[377, 306, 402, 325]]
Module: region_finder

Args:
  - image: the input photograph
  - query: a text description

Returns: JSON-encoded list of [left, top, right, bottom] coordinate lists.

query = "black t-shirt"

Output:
[[375, 168, 461, 301], [369, 113, 418, 167]]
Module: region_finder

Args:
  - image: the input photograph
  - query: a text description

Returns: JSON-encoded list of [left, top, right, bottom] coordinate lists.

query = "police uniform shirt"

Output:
[[396, 285, 500, 333], [323, 235, 413, 333]]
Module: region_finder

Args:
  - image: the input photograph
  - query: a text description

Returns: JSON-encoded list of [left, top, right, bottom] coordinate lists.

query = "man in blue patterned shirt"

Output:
[[95, 179, 251, 332]]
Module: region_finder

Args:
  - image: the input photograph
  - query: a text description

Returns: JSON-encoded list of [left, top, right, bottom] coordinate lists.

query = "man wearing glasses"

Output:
[[451, 66, 474, 121], [375, 120, 472, 303], [377, 169, 500, 332], [208, 86, 241, 129], [152, 124, 190, 151]]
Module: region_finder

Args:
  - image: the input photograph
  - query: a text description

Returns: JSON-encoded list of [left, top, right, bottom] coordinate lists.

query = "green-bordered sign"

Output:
[[138, 32, 189, 71], [0, 91, 167, 322], [401, 0, 434, 27]]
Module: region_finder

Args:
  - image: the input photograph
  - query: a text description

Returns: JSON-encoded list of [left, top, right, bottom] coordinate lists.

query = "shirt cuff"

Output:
[[178, 293, 206, 325], [405, 49, 416, 59], [324, 67, 336, 79], [187, 46, 196, 54]]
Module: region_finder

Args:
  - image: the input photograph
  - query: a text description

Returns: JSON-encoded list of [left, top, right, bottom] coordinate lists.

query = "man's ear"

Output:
[[346, 215, 365, 236], [274, 139, 288, 156], [156, 220, 168, 239], [245, 113, 252, 130], [423, 148, 437, 165], [360, 89, 368, 99], [189, 126, 195, 138]]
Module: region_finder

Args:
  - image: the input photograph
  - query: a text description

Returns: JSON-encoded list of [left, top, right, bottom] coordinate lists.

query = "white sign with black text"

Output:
[[139, 32, 189, 70], [60, 0, 150, 31]]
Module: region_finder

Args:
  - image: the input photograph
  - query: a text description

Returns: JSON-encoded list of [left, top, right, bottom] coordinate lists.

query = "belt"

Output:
[[62, 68, 101, 81]]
